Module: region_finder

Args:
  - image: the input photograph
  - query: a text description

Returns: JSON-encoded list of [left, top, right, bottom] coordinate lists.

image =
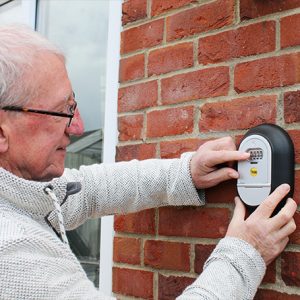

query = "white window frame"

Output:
[[0, 0, 36, 28], [21, 0, 36, 29], [100, 0, 121, 294], [5, 0, 121, 295]]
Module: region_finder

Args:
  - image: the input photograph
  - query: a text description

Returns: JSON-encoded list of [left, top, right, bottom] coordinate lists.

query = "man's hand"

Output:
[[226, 184, 297, 265], [190, 136, 250, 189]]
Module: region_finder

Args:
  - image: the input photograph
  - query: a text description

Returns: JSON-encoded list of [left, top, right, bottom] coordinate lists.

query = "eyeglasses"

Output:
[[1, 93, 77, 127]]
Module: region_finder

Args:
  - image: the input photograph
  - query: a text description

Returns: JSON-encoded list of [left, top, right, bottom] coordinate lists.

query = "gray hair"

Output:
[[0, 24, 65, 107]]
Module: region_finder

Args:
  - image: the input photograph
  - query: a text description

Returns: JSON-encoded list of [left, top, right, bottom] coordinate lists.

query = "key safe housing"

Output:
[[237, 124, 294, 214]]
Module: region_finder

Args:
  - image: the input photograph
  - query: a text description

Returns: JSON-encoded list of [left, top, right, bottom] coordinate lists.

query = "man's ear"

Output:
[[0, 125, 9, 153]]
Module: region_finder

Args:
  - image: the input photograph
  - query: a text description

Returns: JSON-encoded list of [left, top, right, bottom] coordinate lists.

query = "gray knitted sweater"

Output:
[[0, 153, 265, 299]]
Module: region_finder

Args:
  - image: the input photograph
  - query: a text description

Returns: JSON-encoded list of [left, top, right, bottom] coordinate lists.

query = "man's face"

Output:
[[0, 52, 84, 181]]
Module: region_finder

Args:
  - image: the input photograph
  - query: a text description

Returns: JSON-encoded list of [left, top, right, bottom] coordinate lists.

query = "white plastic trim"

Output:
[[99, 0, 122, 295]]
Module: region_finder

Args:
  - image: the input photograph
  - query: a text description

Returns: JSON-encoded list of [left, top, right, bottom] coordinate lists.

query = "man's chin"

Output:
[[36, 165, 65, 182]]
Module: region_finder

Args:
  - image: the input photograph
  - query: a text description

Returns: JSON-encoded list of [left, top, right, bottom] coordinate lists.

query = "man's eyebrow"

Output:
[[52, 93, 72, 110]]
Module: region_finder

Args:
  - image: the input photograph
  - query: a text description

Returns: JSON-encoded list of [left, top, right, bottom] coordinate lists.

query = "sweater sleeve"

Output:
[[60, 152, 204, 230], [177, 237, 266, 300]]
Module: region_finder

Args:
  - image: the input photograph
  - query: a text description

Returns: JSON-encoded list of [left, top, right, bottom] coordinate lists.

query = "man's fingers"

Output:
[[255, 184, 291, 218], [225, 197, 246, 239], [278, 237, 290, 254], [232, 197, 246, 223], [203, 150, 250, 169], [200, 136, 237, 151], [199, 167, 240, 187], [277, 218, 297, 241], [271, 198, 297, 229]]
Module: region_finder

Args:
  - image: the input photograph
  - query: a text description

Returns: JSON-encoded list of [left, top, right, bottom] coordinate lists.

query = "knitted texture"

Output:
[[50, 152, 203, 231], [0, 153, 202, 299], [177, 237, 266, 300], [0, 153, 265, 299]]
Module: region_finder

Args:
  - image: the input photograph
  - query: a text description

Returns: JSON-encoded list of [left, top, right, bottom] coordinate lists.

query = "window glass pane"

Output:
[[37, 0, 110, 287], [0, 0, 23, 25], [37, 0, 108, 131]]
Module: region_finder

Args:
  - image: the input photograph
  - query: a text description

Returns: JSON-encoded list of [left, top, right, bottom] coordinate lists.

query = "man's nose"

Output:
[[66, 109, 84, 136]]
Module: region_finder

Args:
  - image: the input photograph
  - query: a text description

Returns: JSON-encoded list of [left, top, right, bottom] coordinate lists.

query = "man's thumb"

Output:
[[231, 197, 246, 222]]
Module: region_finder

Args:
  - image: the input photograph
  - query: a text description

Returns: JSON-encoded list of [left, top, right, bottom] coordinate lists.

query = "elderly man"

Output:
[[0, 25, 296, 300]]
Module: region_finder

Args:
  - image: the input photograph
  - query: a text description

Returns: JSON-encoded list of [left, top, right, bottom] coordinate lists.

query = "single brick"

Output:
[[240, 0, 300, 21], [205, 180, 237, 204], [254, 289, 300, 300], [147, 106, 194, 138], [116, 143, 156, 161], [199, 96, 276, 132], [281, 13, 300, 49], [144, 240, 190, 271], [281, 252, 300, 287], [151, 0, 196, 16], [113, 267, 153, 298], [294, 170, 300, 205], [166, 0, 234, 41], [290, 210, 300, 244], [234, 53, 300, 93], [122, 0, 147, 25], [262, 261, 276, 284], [287, 130, 300, 165], [121, 19, 164, 54], [194, 244, 215, 273], [119, 54, 144, 82], [118, 81, 157, 113], [158, 274, 195, 300], [284, 90, 300, 123], [148, 42, 194, 76], [113, 237, 141, 265], [198, 21, 275, 64], [161, 67, 229, 104], [118, 114, 143, 141], [159, 206, 230, 238], [114, 209, 156, 235]]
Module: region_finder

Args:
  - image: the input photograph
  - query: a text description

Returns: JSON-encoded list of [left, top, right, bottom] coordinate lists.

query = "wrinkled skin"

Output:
[[190, 136, 249, 189], [0, 52, 84, 181], [190, 136, 297, 265], [227, 185, 297, 265]]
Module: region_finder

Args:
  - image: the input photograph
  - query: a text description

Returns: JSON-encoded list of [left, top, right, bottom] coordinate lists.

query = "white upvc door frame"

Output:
[[100, 0, 122, 294]]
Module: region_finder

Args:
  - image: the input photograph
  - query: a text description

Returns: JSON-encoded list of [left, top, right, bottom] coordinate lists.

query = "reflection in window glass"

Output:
[[0, 0, 23, 25], [37, 0, 108, 131], [37, 0, 110, 287]]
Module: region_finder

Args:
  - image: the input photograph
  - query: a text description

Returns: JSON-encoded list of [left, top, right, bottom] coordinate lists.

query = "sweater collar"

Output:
[[0, 167, 70, 217]]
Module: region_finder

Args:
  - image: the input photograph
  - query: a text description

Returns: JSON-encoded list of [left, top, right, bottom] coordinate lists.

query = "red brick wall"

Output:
[[114, 1, 300, 299]]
